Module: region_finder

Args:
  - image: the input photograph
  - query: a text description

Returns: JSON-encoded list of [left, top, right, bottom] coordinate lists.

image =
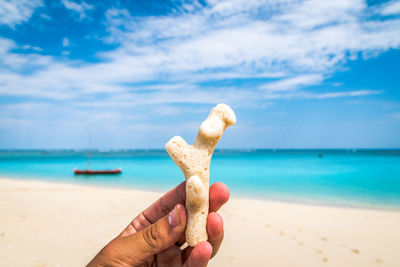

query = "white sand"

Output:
[[1, 177, 399, 266]]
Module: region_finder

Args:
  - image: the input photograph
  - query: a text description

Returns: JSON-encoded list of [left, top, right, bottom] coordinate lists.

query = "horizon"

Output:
[[1, 0, 400, 149], [2, 148, 400, 151]]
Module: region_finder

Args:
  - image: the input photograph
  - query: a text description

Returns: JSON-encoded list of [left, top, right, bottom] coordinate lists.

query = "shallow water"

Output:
[[1, 149, 399, 209]]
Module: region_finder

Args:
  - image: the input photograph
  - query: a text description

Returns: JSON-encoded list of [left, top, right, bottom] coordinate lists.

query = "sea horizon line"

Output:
[[1, 148, 400, 152]]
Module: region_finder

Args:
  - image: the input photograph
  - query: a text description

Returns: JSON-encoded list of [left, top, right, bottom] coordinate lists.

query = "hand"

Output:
[[87, 181, 230, 267]]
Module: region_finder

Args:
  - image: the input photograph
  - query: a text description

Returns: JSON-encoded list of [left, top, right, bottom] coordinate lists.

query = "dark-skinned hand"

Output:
[[87, 181, 230, 267]]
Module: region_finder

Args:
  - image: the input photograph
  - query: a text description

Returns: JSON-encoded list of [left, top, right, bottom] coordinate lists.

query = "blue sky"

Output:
[[0, 0, 400, 149]]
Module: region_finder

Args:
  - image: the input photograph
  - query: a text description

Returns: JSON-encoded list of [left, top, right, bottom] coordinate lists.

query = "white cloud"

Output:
[[0, 38, 52, 70], [380, 0, 400, 15], [261, 89, 382, 100], [0, 0, 42, 28], [0, 0, 399, 109], [21, 44, 43, 51], [40, 13, 51, 20], [273, 0, 365, 29], [296, 89, 383, 99], [260, 74, 324, 92], [101, 0, 400, 79], [62, 38, 70, 47], [0, 38, 15, 54], [62, 0, 93, 19]]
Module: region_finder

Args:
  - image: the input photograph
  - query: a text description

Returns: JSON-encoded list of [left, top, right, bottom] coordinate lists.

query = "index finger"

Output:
[[143, 181, 230, 224], [142, 181, 186, 224], [120, 182, 186, 237]]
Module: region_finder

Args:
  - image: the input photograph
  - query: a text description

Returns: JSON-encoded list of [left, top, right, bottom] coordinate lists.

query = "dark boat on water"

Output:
[[74, 135, 121, 175], [74, 168, 121, 175]]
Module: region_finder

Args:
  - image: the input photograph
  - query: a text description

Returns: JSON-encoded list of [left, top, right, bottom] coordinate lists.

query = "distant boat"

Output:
[[74, 168, 121, 175], [74, 135, 121, 175]]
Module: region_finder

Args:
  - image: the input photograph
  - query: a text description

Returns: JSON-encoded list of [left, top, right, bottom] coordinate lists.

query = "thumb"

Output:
[[123, 204, 187, 263]]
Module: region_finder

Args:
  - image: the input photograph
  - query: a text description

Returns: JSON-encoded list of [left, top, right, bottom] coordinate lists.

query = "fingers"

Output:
[[183, 241, 212, 267], [142, 182, 186, 224], [140, 181, 230, 227], [175, 182, 229, 246], [156, 246, 182, 267], [209, 182, 230, 212], [207, 212, 224, 258], [120, 204, 187, 265], [121, 181, 229, 244], [182, 212, 224, 262]]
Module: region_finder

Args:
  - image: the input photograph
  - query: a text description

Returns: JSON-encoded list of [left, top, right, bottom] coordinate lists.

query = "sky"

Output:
[[0, 0, 400, 149]]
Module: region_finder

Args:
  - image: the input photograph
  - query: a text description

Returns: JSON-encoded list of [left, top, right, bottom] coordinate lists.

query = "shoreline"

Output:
[[1, 176, 400, 266], [1, 174, 400, 213]]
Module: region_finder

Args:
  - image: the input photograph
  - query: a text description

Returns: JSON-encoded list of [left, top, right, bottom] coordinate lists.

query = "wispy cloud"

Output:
[[62, 37, 70, 47], [380, 0, 400, 15], [260, 74, 324, 92], [103, 0, 400, 76], [261, 89, 382, 100], [21, 44, 43, 51], [0, 38, 52, 71], [62, 0, 93, 19], [0, 0, 399, 109], [294, 90, 383, 99], [0, 0, 42, 28]]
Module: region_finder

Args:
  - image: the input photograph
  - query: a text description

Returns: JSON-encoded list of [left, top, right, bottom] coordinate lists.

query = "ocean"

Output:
[[1, 149, 400, 210]]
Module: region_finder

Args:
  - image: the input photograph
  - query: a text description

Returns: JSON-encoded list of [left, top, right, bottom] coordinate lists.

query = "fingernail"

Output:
[[169, 205, 181, 228]]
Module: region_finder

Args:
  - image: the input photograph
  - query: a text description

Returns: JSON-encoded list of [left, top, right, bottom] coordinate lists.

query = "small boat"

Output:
[[74, 168, 121, 175], [74, 135, 121, 175]]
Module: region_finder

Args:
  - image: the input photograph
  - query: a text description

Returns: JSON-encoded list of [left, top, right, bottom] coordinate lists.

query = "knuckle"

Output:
[[143, 223, 162, 249], [132, 218, 142, 231]]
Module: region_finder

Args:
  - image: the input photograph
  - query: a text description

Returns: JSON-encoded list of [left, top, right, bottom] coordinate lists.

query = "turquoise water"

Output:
[[1, 150, 400, 209]]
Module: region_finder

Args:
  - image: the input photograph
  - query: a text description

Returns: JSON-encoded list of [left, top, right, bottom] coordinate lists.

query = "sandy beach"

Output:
[[1, 177, 400, 267]]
